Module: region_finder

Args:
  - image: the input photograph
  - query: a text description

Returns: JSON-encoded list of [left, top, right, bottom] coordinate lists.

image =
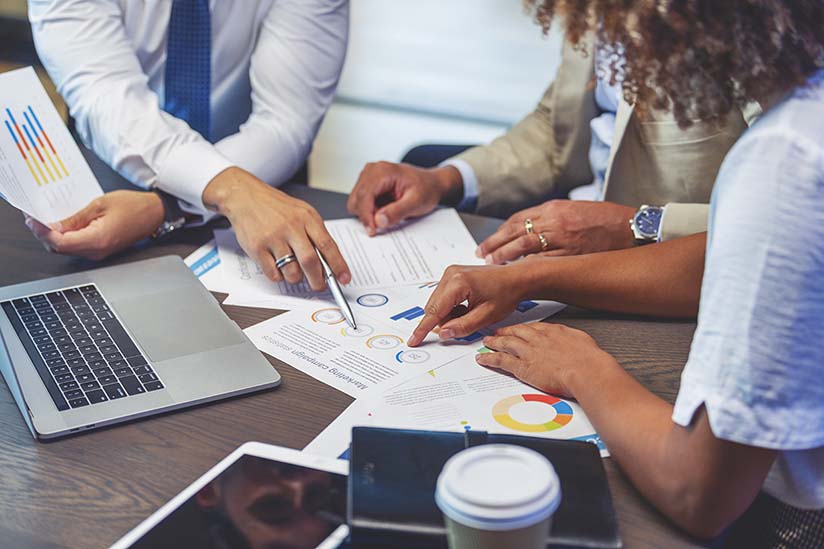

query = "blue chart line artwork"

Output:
[[456, 332, 484, 343], [391, 306, 425, 322]]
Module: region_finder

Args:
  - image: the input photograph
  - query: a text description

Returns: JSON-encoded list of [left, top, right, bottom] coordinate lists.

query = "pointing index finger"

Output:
[[407, 282, 468, 347]]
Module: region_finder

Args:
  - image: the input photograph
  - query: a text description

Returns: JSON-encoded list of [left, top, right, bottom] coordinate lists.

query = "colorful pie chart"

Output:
[[492, 394, 573, 433]]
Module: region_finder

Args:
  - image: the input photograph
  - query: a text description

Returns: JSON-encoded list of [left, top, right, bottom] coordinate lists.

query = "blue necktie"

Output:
[[164, 0, 211, 140]]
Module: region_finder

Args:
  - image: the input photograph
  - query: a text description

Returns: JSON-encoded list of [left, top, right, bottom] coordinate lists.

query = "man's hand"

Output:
[[347, 162, 463, 236], [407, 263, 529, 347], [476, 200, 637, 264], [203, 167, 351, 291], [26, 190, 164, 261]]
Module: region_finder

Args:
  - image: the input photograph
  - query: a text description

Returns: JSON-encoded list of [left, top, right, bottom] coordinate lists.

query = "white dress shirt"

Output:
[[28, 0, 349, 216]]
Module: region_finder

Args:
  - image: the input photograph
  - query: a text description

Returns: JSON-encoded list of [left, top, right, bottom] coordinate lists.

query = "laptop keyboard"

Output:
[[1, 284, 164, 411]]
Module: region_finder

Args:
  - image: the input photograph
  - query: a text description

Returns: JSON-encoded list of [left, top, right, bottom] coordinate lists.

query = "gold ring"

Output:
[[524, 219, 534, 235], [538, 233, 549, 251]]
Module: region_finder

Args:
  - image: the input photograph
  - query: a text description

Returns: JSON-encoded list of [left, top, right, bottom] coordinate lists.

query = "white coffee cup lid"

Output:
[[435, 444, 561, 531]]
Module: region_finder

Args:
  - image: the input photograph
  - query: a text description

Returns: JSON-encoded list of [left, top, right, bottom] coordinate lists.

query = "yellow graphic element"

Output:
[[41, 145, 61, 181], [23, 157, 41, 186]]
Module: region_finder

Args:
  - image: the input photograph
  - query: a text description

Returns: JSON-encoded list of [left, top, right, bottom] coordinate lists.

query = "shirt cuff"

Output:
[[441, 158, 478, 212], [155, 140, 235, 217], [659, 203, 711, 242]]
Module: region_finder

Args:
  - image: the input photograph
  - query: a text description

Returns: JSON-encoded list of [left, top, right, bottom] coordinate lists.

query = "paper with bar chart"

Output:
[[304, 353, 607, 460], [0, 67, 102, 223]]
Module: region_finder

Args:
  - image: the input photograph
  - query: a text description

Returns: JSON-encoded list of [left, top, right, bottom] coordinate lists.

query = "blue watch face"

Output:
[[636, 208, 663, 238]]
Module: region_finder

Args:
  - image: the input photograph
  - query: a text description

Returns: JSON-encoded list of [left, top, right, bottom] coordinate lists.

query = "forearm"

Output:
[[521, 232, 707, 317], [569, 358, 774, 538]]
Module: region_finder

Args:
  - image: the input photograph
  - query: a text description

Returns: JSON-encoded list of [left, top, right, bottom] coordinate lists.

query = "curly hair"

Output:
[[524, 1, 824, 127]]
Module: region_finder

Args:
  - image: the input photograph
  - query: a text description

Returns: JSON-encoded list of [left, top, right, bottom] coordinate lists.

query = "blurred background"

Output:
[[0, 0, 562, 193]]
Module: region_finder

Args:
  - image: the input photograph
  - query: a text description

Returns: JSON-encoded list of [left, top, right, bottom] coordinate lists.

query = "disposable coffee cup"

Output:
[[435, 444, 561, 549]]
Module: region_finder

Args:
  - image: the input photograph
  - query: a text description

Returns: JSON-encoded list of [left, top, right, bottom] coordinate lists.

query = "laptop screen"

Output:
[[129, 454, 347, 549]]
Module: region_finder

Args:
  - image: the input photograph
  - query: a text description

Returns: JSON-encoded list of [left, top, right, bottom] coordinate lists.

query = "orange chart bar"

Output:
[[4, 118, 41, 186], [28, 106, 69, 178]]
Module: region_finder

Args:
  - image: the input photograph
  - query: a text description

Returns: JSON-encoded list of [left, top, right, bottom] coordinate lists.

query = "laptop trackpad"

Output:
[[111, 287, 244, 362]]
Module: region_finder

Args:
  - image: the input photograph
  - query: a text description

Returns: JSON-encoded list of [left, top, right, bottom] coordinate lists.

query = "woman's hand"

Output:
[[477, 322, 618, 398], [476, 200, 636, 264], [25, 190, 164, 261], [407, 263, 532, 346]]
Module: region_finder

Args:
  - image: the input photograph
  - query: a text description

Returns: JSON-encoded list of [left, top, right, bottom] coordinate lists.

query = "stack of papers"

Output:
[[183, 208, 605, 456]]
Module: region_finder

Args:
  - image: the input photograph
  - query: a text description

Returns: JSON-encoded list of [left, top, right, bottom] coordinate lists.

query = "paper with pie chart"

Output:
[[304, 353, 607, 459], [243, 303, 478, 397], [243, 286, 566, 397], [0, 67, 102, 224]]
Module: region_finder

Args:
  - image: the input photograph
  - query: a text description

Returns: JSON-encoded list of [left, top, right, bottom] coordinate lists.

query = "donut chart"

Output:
[[356, 293, 389, 307], [365, 334, 404, 350], [492, 394, 573, 433], [311, 308, 345, 325]]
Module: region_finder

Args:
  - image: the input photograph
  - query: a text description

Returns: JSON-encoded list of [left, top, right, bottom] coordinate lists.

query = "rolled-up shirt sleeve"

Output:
[[28, 0, 233, 216], [213, 0, 348, 187]]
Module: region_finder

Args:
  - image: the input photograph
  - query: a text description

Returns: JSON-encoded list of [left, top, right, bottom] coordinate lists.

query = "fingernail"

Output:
[[51, 222, 62, 232], [376, 213, 389, 228], [339, 272, 351, 284], [475, 246, 482, 258], [440, 329, 454, 339], [484, 254, 493, 265]]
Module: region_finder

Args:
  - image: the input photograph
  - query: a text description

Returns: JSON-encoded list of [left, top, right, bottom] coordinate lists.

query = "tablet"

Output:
[[112, 442, 349, 549]]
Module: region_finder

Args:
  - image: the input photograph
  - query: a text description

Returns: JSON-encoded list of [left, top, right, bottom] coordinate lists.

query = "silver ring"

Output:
[[275, 254, 297, 269], [524, 219, 534, 235], [537, 233, 549, 251]]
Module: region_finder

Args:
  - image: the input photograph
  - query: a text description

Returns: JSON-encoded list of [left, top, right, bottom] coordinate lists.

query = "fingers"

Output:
[[306, 219, 351, 285], [438, 301, 499, 339], [289, 230, 326, 291], [347, 162, 397, 236], [408, 281, 470, 347], [485, 234, 542, 264], [267, 240, 299, 284], [374, 189, 428, 230], [482, 331, 530, 358], [257, 246, 283, 283], [476, 222, 524, 262], [53, 197, 105, 232], [475, 349, 522, 374]]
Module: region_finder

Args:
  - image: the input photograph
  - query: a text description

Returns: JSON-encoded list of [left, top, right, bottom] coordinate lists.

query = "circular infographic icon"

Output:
[[395, 349, 431, 364], [491, 394, 573, 433], [341, 324, 374, 337], [311, 308, 345, 325], [356, 293, 389, 307], [366, 334, 404, 350]]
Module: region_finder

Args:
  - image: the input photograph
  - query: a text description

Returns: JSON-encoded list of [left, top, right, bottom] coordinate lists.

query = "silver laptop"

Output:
[[0, 255, 281, 439]]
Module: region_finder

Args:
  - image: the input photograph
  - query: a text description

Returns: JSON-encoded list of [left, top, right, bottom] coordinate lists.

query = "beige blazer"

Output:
[[455, 36, 755, 240]]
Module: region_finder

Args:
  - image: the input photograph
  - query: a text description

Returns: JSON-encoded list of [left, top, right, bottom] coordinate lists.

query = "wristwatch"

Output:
[[629, 205, 664, 245], [151, 190, 189, 240]]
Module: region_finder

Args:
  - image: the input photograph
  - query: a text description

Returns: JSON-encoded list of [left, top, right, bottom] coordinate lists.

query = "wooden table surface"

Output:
[[0, 155, 708, 548]]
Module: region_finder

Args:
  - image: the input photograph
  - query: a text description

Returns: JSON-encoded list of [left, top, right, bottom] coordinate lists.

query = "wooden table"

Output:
[[0, 156, 707, 548]]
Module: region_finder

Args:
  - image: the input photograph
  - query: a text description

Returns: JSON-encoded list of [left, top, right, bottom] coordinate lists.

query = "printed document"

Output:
[[244, 282, 564, 397], [216, 209, 482, 298], [304, 353, 607, 459], [0, 67, 102, 224]]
